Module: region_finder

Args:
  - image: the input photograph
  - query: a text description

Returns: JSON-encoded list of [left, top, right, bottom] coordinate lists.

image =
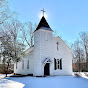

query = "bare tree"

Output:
[[79, 32, 88, 69], [0, 19, 25, 76], [25, 22, 34, 46], [0, 0, 14, 24], [20, 22, 36, 48], [72, 40, 84, 72]]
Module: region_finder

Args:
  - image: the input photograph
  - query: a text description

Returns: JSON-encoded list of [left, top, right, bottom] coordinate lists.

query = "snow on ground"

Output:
[[0, 74, 5, 79], [0, 74, 12, 79], [74, 72, 88, 79], [0, 78, 24, 88], [0, 74, 88, 88]]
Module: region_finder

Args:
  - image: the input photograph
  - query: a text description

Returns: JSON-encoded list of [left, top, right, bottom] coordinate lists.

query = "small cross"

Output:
[[56, 42, 59, 51], [41, 8, 46, 16]]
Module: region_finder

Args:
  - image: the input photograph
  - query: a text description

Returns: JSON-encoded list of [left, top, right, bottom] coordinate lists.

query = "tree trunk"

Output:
[[6, 66, 8, 77], [6, 63, 9, 77]]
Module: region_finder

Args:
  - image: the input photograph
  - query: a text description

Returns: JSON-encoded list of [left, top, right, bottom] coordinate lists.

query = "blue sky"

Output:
[[8, 0, 88, 44]]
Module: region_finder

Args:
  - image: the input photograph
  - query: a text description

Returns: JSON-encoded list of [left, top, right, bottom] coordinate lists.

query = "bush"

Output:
[[82, 69, 88, 72]]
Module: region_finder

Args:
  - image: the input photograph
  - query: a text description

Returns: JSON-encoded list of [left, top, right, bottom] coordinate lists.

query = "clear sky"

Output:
[[8, 0, 88, 44]]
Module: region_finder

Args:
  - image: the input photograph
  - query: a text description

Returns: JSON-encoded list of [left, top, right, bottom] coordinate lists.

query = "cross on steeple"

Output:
[[41, 8, 46, 16], [56, 42, 59, 51]]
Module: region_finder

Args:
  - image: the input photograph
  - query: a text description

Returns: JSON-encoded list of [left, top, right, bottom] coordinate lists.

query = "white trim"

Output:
[[43, 58, 52, 64]]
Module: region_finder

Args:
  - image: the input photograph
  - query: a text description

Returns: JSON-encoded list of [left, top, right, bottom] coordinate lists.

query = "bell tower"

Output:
[[33, 10, 53, 76]]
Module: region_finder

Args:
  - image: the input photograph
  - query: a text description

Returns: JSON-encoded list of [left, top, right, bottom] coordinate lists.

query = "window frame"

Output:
[[22, 60, 24, 69], [27, 60, 29, 69], [16, 62, 17, 69], [57, 59, 60, 69]]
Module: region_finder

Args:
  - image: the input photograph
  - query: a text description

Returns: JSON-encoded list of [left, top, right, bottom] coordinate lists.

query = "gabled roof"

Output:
[[53, 36, 72, 53], [25, 46, 34, 54], [34, 16, 53, 32]]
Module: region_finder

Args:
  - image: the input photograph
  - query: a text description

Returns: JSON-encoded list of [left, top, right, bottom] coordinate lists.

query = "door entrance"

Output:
[[44, 63, 50, 76]]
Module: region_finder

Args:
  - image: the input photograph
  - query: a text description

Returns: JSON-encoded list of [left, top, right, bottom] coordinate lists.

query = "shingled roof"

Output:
[[34, 16, 53, 32]]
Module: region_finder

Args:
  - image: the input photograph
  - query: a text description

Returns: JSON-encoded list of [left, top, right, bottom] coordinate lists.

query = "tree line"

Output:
[[0, 0, 36, 76], [72, 32, 88, 72]]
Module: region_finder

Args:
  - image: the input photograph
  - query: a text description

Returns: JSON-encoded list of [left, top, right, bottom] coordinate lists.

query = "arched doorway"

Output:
[[44, 63, 50, 76]]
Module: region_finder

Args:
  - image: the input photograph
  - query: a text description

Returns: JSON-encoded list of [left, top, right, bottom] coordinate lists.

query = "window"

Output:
[[60, 59, 62, 69], [27, 60, 29, 69], [56, 42, 59, 51], [16, 62, 17, 69], [22, 60, 24, 69], [57, 59, 59, 69], [54, 58, 62, 70]]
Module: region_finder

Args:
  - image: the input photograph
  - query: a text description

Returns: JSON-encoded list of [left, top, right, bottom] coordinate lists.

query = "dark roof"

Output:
[[34, 16, 53, 32]]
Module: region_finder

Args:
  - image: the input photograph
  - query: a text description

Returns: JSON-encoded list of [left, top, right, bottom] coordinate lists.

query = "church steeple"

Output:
[[34, 16, 53, 32], [34, 9, 53, 32]]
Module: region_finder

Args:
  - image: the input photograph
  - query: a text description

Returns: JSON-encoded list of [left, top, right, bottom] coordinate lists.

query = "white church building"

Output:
[[14, 16, 72, 76]]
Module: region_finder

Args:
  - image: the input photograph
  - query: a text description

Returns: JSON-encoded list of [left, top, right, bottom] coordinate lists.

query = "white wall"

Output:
[[14, 51, 34, 75], [38, 29, 72, 76], [33, 30, 42, 76], [52, 37, 72, 75], [14, 28, 72, 76]]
